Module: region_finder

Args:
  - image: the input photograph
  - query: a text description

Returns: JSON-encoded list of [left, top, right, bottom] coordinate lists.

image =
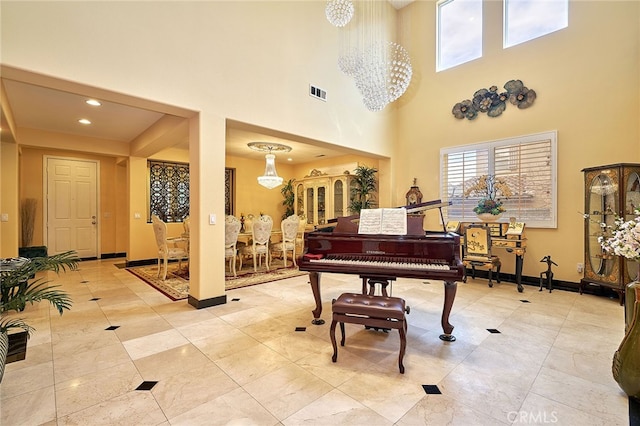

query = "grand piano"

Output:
[[298, 200, 464, 341]]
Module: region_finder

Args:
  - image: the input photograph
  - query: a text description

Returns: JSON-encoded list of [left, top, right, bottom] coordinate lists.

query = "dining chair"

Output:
[[295, 215, 307, 254], [151, 214, 189, 280], [271, 214, 300, 268], [182, 216, 190, 237], [239, 214, 273, 272], [225, 215, 242, 277]]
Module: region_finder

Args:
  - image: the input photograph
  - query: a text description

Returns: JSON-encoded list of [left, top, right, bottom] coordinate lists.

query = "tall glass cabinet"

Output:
[[295, 170, 356, 228], [580, 163, 640, 304]]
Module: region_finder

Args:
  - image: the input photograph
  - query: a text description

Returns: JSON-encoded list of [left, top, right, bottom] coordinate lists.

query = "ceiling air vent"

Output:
[[309, 85, 327, 101]]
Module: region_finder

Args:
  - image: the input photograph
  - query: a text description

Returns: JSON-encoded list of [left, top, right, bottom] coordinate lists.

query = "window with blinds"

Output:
[[440, 131, 557, 228]]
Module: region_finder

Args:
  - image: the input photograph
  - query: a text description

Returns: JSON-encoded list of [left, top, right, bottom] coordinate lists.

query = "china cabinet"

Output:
[[295, 170, 356, 227], [580, 163, 640, 304]]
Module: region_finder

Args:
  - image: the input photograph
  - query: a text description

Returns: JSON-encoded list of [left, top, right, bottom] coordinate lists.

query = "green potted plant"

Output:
[[281, 178, 296, 220], [0, 250, 78, 383], [349, 165, 378, 214]]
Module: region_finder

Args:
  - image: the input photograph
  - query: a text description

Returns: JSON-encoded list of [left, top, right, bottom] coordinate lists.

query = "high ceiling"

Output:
[[0, 76, 367, 164]]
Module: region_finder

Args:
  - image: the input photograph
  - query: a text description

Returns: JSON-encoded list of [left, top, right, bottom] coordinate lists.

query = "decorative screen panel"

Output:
[[148, 160, 190, 222], [225, 168, 235, 216]]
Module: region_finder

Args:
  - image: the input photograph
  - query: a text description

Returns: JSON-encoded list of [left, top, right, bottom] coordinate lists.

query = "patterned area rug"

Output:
[[126, 263, 190, 300], [126, 259, 307, 299], [225, 259, 307, 291]]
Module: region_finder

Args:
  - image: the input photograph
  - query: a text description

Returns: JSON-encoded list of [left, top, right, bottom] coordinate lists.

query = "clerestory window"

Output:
[[504, 0, 568, 48], [436, 0, 483, 72]]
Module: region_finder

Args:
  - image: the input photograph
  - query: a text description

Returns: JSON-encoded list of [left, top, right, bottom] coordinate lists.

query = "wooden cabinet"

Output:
[[295, 171, 356, 227], [581, 163, 640, 303]]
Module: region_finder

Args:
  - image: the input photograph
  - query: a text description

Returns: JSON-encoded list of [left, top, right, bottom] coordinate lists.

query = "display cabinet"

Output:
[[295, 170, 356, 227], [580, 163, 640, 304]]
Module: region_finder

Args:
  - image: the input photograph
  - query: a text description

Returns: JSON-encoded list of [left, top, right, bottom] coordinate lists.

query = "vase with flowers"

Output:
[[599, 207, 640, 400], [464, 175, 512, 222]]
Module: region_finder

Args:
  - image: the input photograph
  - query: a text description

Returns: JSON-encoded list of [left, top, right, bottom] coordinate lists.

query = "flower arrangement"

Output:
[[464, 175, 513, 215], [598, 208, 640, 261]]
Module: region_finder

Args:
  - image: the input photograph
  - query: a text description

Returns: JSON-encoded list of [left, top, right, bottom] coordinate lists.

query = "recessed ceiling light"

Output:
[[78, 118, 92, 125], [287, 158, 293, 162], [86, 99, 101, 106]]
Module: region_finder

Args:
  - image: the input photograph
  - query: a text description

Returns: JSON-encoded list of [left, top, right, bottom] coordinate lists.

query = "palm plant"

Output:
[[349, 165, 378, 214], [280, 178, 296, 220], [1, 251, 78, 335]]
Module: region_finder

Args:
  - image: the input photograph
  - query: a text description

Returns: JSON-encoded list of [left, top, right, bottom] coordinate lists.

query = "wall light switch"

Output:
[[209, 214, 216, 225], [0, 213, 8, 222], [134, 213, 141, 219]]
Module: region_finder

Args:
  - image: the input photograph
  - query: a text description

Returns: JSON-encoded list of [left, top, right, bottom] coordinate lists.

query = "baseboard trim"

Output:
[[101, 252, 126, 259], [188, 294, 227, 309]]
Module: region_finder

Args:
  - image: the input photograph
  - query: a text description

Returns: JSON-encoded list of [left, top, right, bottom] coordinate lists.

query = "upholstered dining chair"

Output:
[[295, 215, 307, 254], [239, 214, 273, 272], [151, 214, 189, 280], [225, 215, 242, 277], [271, 214, 300, 268]]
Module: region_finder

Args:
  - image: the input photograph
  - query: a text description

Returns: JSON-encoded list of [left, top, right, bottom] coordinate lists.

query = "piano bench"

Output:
[[330, 293, 409, 374]]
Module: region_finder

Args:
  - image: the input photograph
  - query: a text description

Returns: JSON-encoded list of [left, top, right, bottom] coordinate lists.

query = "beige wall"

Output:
[[1, 1, 640, 288], [0, 142, 19, 257], [395, 0, 640, 281], [1, 1, 395, 301]]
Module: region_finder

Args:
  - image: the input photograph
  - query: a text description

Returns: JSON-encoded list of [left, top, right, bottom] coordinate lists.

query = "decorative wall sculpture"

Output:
[[452, 79, 536, 120]]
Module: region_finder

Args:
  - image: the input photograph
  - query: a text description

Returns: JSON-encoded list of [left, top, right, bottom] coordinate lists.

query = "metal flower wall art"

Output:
[[452, 80, 536, 120]]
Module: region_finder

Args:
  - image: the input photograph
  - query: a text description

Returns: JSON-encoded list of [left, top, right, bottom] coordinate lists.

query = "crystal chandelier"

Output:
[[333, 0, 413, 111], [325, 0, 355, 27], [247, 142, 292, 189]]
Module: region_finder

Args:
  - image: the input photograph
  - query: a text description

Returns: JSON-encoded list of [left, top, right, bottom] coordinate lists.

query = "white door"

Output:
[[46, 157, 98, 258]]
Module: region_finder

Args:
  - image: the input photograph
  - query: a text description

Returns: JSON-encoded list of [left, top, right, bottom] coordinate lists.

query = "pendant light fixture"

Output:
[[247, 142, 292, 189]]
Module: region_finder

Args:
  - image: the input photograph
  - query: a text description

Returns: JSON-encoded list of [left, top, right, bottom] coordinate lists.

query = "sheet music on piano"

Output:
[[357, 208, 407, 235]]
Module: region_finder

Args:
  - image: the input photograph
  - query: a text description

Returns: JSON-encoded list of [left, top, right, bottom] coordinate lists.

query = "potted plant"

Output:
[[349, 165, 378, 214], [464, 174, 512, 221], [281, 178, 296, 220], [0, 250, 78, 383]]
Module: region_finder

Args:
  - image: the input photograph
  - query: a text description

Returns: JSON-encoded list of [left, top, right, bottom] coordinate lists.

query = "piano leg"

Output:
[[439, 281, 457, 342], [309, 272, 325, 325]]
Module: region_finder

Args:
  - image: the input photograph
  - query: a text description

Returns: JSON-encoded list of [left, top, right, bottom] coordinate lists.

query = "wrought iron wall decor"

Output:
[[148, 160, 190, 222], [225, 168, 235, 216], [452, 79, 536, 120]]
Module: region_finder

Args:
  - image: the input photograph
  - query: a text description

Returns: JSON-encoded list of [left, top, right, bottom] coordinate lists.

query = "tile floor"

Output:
[[0, 258, 630, 425]]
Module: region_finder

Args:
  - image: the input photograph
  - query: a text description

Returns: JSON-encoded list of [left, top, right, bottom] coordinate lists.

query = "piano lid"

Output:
[[327, 199, 452, 235]]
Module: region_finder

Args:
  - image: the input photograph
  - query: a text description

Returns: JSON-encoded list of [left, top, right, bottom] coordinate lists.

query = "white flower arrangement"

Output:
[[598, 208, 640, 261]]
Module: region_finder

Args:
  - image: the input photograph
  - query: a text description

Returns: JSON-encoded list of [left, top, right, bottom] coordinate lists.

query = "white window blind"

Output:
[[440, 131, 557, 228]]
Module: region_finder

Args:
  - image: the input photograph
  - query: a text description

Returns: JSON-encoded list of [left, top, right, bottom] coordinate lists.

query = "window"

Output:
[[440, 131, 557, 228], [148, 160, 190, 222], [437, 0, 483, 71], [504, 0, 568, 48]]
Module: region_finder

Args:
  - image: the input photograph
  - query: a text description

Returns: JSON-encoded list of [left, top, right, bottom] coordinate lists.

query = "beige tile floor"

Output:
[[0, 258, 630, 425]]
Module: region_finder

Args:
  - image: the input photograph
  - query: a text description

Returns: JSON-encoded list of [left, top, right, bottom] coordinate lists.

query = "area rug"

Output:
[[126, 264, 190, 301], [125, 260, 307, 299], [225, 260, 307, 291]]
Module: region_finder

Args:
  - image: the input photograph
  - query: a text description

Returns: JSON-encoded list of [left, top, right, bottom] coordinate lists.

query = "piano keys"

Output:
[[298, 200, 464, 341]]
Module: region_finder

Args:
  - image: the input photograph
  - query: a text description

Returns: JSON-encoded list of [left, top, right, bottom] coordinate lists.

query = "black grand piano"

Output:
[[298, 200, 464, 341]]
